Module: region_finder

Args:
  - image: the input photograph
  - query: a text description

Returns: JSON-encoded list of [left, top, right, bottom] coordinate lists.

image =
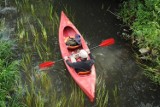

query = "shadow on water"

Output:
[[3, 0, 160, 106]]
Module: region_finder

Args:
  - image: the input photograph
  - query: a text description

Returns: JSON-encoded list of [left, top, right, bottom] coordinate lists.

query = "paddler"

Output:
[[64, 49, 94, 73]]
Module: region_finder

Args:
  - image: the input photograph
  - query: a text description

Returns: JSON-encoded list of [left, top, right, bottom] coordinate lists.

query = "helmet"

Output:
[[79, 49, 88, 59]]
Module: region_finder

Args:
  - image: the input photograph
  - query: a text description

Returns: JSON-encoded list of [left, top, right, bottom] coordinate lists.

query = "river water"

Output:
[[2, 0, 160, 107], [54, 0, 160, 106]]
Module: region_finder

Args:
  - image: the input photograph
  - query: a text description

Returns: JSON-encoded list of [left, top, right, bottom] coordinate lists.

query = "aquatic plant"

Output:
[[64, 6, 76, 23], [14, 0, 86, 106], [0, 19, 6, 32], [119, 0, 160, 84], [13, 0, 114, 106], [96, 76, 109, 107], [113, 85, 119, 107]]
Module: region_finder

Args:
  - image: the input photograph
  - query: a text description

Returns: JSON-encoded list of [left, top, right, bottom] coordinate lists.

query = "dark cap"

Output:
[[75, 34, 81, 45]]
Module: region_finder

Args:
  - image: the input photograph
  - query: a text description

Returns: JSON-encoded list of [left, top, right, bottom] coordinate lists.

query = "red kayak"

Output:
[[59, 11, 96, 102]]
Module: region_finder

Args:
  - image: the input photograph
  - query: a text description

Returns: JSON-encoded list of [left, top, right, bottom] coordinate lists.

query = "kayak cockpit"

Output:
[[64, 26, 82, 50], [63, 26, 76, 37]]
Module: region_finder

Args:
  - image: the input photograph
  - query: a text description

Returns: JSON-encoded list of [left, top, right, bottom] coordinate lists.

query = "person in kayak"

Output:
[[64, 49, 95, 73], [65, 34, 81, 46]]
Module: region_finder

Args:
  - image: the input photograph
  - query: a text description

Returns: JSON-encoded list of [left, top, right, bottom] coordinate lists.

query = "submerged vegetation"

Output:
[[119, 0, 160, 84], [9, 0, 116, 106], [3, 0, 159, 106]]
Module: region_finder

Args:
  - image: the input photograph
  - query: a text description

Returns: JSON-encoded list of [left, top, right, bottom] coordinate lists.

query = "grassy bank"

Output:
[[0, 19, 23, 106], [119, 0, 160, 84]]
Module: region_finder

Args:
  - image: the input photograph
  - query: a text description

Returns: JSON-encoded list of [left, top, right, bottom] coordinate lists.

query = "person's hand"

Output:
[[77, 49, 80, 53], [85, 49, 90, 54], [64, 56, 69, 60], [75, 53, 79, 59]]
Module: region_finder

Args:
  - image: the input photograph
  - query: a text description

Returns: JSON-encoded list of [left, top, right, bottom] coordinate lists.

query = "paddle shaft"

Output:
[[90, 45, 100, 50], [62, 37, 115, 59], [39, 38, 115, 69], [55, 45, 100, 62], [54, 58, 64, 63]]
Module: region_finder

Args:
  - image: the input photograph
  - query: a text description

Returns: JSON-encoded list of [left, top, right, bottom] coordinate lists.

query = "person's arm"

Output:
[[66, 60, 80, 69], [64, 56, 79, 68], [85, 49, 94, 61], [88, 53, 94, 60], [66, 60, 74, 67]]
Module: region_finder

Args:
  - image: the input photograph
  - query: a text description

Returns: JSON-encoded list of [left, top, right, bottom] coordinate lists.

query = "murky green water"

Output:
[[3, 0, 160, 106], [53, 0, 160, 106]]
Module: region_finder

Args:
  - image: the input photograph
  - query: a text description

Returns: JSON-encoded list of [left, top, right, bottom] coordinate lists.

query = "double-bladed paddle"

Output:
[[39, 38, 115, 69]]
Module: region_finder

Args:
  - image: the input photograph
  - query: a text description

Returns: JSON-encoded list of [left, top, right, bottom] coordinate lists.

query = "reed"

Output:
[[14, 0, 112, 106], [113, 85, 119, 107], [96, 76, 109, 107], [18, 29, 25, 41], [31, 4, 35, 16], [37, 19, 47, 42], [35, 91, 45, 107], [15, 3, 57, 106], [55, 93, 67, 107], [23, 72, 52, 107], [0, 19, 6, 32], [49, 4, 53, 21], [52, 12, 60, 35], [35, 45, 43, 60], [68, 79, 85, 107], [21, 53, 32, 72], [25, 84, 32, 107], [39, 73, 52, 93], [29, 24, 39, 43], [64, 6, 75, 23]]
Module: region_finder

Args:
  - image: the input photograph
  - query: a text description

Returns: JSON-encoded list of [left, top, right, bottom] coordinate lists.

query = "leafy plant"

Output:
[[0, 39, 21, 106], [119, 0, 160, 84]]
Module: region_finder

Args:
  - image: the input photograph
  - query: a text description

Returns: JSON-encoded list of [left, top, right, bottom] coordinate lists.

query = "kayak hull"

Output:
[[59, 11, 96, 102]]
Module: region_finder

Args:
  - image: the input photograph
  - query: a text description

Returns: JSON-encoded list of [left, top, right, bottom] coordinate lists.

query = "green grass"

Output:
[[0, 20, 22, 106], [119, 0, 160, 84]]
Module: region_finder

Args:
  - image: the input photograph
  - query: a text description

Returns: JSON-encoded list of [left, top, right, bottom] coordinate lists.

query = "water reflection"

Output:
[[94, 46, 160, 106]]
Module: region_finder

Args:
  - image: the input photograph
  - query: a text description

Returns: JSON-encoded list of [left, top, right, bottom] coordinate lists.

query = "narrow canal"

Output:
[[54, 0, 160, 106], [2, 0, 160, 106]]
